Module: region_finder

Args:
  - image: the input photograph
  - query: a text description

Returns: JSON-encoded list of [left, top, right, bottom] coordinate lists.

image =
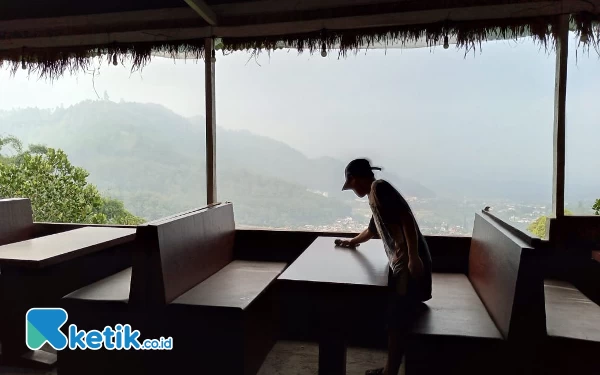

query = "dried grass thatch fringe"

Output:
[[221, 16, 561, 57], [0, 40, 206, 80], [571, 12, 600, 55]]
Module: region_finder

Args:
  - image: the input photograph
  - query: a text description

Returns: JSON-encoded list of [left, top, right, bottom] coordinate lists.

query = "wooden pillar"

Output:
[[552, 15, 569, 219], [205, 38, 217, 204]]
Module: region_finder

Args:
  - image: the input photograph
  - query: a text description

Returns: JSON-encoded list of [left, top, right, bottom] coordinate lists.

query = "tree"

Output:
[[593, 199, 600, 216], [0, 136, 144, 225], [527, 209, 573, 239], [527, 216, 547, 238], [0, 136, 22, 165], [98, 197, 145, 225]]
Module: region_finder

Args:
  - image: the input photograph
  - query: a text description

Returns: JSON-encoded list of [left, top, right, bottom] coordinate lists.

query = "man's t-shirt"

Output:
[[368, 179, 432, 302]]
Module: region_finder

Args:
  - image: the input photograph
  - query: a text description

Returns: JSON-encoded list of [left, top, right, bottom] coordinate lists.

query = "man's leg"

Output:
[[383, 294, 416, 375], [367, 273, 414, 375], [383, 328, 407, 375]]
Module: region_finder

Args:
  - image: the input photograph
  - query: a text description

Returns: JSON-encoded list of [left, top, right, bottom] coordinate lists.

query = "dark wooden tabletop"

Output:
[[0, 226, 136, 268], [278, 237, 389, 287]]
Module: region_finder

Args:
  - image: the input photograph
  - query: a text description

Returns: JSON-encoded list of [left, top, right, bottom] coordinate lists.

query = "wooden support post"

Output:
[[552, 15, 569, 219], [205, 38, 217, 204]]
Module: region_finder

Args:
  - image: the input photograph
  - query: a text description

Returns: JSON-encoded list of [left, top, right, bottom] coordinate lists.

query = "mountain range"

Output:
[[1, 100, 434, 226]]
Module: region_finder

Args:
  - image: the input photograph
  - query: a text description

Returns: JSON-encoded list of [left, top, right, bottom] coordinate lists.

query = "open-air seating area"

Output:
[[1, 2, 600, 374], [1, 198, 598, 374]]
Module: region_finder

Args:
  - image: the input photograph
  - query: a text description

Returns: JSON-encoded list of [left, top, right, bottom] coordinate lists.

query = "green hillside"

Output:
[[1, 100, 433, 228]]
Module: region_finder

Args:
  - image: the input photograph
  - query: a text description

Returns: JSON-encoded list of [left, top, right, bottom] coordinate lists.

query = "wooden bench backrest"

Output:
[[468, 212, 546, 341], [548, 216, 600, 250], [0, 198, 34, 246], [131, 203, 235, 305]]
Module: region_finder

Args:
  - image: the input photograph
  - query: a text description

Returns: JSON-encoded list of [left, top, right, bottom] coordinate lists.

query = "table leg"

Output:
[[318, 334, 347, 375]]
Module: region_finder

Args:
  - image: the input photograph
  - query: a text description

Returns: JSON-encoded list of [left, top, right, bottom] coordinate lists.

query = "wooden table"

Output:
[[278, 237, 389, 375], [0, 226, 136, 367], [0, 226, 136, 268]]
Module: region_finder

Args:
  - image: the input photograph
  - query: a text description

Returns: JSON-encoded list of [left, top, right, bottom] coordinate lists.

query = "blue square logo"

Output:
[[26, 308, 69, 350]]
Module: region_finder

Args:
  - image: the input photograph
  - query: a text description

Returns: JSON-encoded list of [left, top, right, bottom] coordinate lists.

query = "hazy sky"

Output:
[[1, 33, 598, 200]]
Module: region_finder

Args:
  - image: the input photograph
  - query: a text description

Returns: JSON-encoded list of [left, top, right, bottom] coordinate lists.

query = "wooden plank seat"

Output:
[[406, 212, 546, 375], [413, 273, 502, 339], [59, 203, 285, 375], [408, 273, 504, 375], [166, 260, 285, 375], [543, 279, 600, 374], [171, 260, 284, 309], [62, 267, 132, 306], [58, 268, 146, 375]]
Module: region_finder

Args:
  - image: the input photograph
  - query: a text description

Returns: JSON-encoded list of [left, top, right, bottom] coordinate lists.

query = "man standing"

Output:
[[336, 158, 432, 375]]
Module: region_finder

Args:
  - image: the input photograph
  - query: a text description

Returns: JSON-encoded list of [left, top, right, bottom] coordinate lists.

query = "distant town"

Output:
[[242, 196, 585, 238]]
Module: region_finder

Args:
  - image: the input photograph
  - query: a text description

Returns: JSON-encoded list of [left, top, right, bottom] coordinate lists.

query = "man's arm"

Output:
[[385, 212, 424, 279], [374, 182, 424, 278], [336, 226, 374, 248], [398, 211, 424, 279]]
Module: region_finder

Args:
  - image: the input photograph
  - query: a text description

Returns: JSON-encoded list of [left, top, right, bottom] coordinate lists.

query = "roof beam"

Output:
[[212, 0, 399, 17], [184, 0, 218, 25], [0, 27, 210, 51], [0, 8, 201, 38], [216, 0, 600, 38], [1, 0, 599, 52]]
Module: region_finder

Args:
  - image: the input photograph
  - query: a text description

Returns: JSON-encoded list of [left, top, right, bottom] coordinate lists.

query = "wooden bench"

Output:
[[59, 203, 285, 375], [0, 198, 35, 361], [543, 279, 600, 373], [0, 198, 35, 246], [0, 198, 135, 366], [407, 212, 546, 374], [58, 206, 221, 375]]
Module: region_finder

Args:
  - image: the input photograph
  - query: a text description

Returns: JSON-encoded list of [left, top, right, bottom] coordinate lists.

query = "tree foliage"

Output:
[[0, 136, 144, 225], [97, 197, 145, 225], [527, 209, 573, 239], [0, 136, 22, 165], [527, 216, 547, 238], [594, 199, 600, 216]]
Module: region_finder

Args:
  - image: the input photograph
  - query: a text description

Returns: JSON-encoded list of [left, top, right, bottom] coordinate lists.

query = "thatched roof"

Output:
[[226, 13, 600, 55], [1, 0, 599, 78], [0, 41, 206, 80]]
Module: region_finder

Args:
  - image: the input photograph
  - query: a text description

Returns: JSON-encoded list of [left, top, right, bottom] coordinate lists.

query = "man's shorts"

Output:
[[386, 268, 421, 332]]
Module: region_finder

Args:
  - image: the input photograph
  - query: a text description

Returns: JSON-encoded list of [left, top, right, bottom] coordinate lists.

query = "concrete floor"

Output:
[[0, 341, 397, 375], [257, 341, 392, 375]]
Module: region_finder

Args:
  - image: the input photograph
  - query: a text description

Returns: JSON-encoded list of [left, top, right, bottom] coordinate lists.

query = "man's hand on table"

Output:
[[335, 239, 360, 249]]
